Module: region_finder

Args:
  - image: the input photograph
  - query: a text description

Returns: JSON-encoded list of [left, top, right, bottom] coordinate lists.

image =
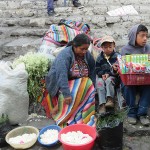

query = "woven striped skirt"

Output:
[[40, 77, 95, 127]]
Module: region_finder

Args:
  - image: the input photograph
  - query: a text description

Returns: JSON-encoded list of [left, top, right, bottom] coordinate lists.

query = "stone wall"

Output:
[[1, 0, 150, 60]]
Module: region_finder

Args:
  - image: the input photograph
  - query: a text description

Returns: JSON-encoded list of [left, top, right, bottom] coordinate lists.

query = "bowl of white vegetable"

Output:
[[5, 126, 39, 149], [58, 124, 97, 150], [38, 125, 61, 146]]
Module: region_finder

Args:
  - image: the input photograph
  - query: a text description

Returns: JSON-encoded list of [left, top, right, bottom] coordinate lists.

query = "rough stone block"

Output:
[[67, 16, 83, 22], [0, 10, 3, 17], [71, 9, 84, 15], [84, 10, 94, 16], [107, 5, 122, 11], [140, 0, 150, 4], [91, 15, 105, 24], [2, 37, 41, 61], [93, 6, 108, 15], [82, 0, 89, 5], [29, 18, 46, 27], [45, 20, 53, 25], [15, 9, 26, 17], [33, 1, 46, 9], [133, 5, 140, 13], [140, 6, 150, 14], [0, 1, 7, 9], [21, 0, 34, 8], [37, 9, 47, 17], [4, 19, 19, 26], [123, 0, 137, 5], [94, 0, 106, 5], [82, 16, 91, 23], [8, 1, 20, 9], [18, 18, 30, 26], [55, 7, 73, 13], [121, 16, 129, 22], [83, 7, 94, 15], [104, 0, 121, 5], [128, 15, 142, 23], [121, 21, 133, 29], [47, 16, 64, 24], [2, 11, 12, 18], [24, 9, 36, 17], [105, 16, 121, 23], [88, 0, 98, 5], [10, 28, 47, 37]]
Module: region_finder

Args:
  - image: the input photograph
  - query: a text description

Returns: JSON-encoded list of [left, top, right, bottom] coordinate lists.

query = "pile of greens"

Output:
[[13, 52, 51, 102], [96, 109, 128, 132]]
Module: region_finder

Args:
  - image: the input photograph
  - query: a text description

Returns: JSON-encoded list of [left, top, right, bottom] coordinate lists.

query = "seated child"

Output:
[[96, 35, 119, 114]]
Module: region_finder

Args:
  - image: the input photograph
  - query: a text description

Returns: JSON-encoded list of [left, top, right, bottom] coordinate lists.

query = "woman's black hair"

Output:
[[66, 33, 91, 47], [137, 24, 148, 34]]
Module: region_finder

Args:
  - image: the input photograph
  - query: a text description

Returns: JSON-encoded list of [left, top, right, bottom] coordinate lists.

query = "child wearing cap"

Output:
[[95, 35, 119, 114]]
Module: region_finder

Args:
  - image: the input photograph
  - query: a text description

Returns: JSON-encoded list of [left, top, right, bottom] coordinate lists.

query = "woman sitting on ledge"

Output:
[[41, 33, 96, 127]]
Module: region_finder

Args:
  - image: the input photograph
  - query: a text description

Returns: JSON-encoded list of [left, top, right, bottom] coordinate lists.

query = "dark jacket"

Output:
[[46, 46, 96, 98], [96, 51, 119, 77]]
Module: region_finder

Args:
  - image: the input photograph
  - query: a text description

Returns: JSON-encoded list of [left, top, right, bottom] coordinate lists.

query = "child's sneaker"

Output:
[[73, 1, 81, 7], [98, 104, 106, 114], [127, 117, 137, 125], [139, 116, 150, 126], [105, 98, 114, 108], [48, 10, 55, 16]]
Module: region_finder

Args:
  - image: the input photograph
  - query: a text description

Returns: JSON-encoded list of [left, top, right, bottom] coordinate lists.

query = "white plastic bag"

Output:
[[38, 40, 58, 55], [51, 46, 66, 57], [0, 61, 29, 124]]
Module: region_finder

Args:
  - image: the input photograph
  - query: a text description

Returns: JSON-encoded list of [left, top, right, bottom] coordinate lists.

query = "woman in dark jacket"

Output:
[[43, 33, 96, 127]]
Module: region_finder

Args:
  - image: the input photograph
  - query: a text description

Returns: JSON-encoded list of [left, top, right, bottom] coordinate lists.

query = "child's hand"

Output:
[[64, 96, 72, 105], [113, 63, 119, 72], [105, 74, 109, 79]]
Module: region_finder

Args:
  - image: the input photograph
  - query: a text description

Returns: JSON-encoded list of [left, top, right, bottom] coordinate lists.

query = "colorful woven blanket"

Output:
[[44, 25, 82, 45], [40, 77, 95, 127], [58, 19, 90, 34]]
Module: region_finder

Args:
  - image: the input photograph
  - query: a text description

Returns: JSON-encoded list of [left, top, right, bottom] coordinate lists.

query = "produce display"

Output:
[[118, 54, 150, 74], [40, 129, 59, 144], [12, 52, 50, 102], [8, 133, 36, 144], [61, 131, 92, 145]]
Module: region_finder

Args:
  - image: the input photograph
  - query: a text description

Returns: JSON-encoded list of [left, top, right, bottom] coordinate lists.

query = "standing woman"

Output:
[[121, 24, 150, 126], [43, 33, 96, 127]]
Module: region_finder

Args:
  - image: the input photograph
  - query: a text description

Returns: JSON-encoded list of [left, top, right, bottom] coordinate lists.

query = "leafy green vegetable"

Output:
[[13, 52, 51, 102], [96, 109, 128, 131], [0, 114, 9, 124]]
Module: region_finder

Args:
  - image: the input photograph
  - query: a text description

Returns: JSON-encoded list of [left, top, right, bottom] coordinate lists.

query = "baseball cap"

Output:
[[101, 35, 115, 46]]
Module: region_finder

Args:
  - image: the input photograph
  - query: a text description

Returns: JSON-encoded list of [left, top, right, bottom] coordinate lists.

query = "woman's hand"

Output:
[[64, 96, 72, 105]]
